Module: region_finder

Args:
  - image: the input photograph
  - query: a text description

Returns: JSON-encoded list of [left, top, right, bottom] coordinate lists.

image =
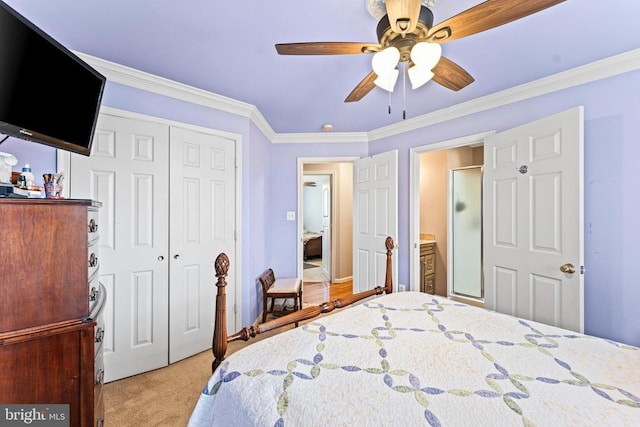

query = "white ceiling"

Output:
[[4, 0, 640, 134]]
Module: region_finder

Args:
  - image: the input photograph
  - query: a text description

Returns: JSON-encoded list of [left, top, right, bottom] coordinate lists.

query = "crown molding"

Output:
[[73, 51, 275, 140], [369, 48, 640, 141], [75, 48, 640, 144]]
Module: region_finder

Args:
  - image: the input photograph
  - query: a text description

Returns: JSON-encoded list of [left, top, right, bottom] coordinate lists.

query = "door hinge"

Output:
[[580, 265, 585, 274], [233, 230, 237, 241], [233, 303, 238, 314]]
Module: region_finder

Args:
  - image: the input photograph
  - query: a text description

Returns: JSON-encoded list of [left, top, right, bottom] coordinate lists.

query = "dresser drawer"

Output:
[[94, 392, 104, 427], [88, 273, 101, 313], [92, 282, 106, 427], [94, 347, 104, 406], [87, 244, 100, 281], [87, 208, 100, 245], [91, 283, 107, 357]]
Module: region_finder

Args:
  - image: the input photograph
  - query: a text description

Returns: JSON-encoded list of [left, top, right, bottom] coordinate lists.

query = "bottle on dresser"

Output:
[[18, 163, 35, 189]]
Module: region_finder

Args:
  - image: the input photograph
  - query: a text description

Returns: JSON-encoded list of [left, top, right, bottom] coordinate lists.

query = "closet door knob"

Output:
[[158, 256, 164, 261], [560, 263, 575, 274], [174, 254, 180, 259]]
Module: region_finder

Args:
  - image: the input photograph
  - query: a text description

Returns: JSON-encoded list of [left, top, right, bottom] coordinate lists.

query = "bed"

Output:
[[302, 231, 322, 260], [189, 237, 640, 426]]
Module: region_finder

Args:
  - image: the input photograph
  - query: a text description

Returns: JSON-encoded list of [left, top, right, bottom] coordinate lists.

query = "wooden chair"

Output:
[[258, 268, 302, 324]]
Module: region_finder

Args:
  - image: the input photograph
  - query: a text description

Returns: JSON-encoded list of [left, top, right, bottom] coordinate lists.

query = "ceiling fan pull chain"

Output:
[[403, 63, 407, 120]]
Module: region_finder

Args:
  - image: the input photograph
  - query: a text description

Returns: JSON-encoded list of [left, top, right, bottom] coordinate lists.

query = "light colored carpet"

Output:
[[103, 315, 307, 426]]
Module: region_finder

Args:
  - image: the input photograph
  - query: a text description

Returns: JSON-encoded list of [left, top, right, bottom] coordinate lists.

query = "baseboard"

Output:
[[332, 276, 353, 284]]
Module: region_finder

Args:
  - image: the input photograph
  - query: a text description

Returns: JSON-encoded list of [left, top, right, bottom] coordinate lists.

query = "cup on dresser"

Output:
[[44, 182, 63, 198]]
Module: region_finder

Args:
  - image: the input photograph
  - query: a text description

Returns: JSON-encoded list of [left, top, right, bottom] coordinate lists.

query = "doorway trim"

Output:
[[297, 157, 358, 281], [409, 131, 494, 294]]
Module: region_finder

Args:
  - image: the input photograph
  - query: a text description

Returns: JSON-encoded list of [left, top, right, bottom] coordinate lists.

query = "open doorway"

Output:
[[409, 132, 493, 307], [302, 174, 330, 283], [297, 158, 357, 286]]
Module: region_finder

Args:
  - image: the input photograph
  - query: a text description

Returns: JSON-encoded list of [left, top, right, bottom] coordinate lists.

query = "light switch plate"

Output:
[[286, 211, 295, 221]]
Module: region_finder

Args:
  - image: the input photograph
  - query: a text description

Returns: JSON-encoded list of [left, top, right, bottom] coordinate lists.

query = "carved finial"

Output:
[[385, 236, 394, 250], [215, 253, 230, 277]]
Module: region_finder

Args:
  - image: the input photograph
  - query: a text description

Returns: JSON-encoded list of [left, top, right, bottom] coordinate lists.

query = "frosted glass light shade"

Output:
[[374, 68, 399, 92], [410, 42, 442, 70], [372, 47, 400, 75], [408, 65, 434, 89]]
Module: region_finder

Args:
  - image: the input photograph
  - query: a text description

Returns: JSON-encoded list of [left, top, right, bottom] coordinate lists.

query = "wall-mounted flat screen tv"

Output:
[[0, 1, 105, 156]]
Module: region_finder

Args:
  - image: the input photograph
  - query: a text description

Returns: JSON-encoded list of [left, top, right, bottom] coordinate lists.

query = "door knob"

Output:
[[560, 263, 576, 274], [158, 256, 164, 261], [174, 254, 180, 259]]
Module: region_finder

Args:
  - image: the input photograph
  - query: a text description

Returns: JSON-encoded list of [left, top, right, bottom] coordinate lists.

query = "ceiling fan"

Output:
[[275, 0, 566, 102]]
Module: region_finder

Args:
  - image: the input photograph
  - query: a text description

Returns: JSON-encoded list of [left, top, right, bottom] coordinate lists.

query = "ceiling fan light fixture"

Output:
[[374, 68, 399, 92], [410, 42, 442, 70], [408, 65, 434, 89], [371, 47, 400, 75]]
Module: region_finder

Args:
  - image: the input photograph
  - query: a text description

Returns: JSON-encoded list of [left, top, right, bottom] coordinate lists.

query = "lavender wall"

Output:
[[267, 142, 368, 278]]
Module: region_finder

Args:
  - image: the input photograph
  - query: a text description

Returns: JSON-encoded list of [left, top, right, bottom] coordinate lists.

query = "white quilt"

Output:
[[188, 292, 640, 426]]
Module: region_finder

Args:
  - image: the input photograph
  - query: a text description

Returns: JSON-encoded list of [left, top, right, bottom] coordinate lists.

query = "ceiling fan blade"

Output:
[[432, 56, 474, 91], [385, 0, 422, 36], [275, 42, 380, 55], [427, 0, 566, 43], [345, 71, 377, 103]]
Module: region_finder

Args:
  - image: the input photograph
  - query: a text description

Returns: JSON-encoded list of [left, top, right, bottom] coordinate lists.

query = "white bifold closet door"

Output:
[[67, 112, 238, 382]]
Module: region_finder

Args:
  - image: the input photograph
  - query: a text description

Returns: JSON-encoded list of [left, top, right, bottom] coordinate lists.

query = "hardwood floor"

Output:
[[303, 280, 353, 304]]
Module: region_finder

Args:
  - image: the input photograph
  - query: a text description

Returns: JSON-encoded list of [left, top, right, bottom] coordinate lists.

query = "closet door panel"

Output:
[[69, 114, 170, 382], [169, 127, 237, 364]]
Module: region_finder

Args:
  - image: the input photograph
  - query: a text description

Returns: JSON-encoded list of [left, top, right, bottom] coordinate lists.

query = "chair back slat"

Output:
[[258, 268, 276, 293]]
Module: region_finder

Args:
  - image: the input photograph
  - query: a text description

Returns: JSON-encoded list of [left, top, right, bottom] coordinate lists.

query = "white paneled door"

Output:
[[68, 112, 238, 381], [69, 114, 170, 382], [168, 127, 237, 363], [484, 107, 584, 332], [353, 150, 398, 294]]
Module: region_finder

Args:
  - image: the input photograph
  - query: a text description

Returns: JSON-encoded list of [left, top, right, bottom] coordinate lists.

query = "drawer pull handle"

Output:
[[89, 287, 99, 302], [89, 253, 98, 268], [88, 218, 98, 233], [97, 419, 104, 427], [96, 369, 104, 385], [95, 328, 104, 343]]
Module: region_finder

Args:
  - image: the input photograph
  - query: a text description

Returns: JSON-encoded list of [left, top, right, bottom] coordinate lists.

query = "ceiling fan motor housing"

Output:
[[377, 6, 434, 62]]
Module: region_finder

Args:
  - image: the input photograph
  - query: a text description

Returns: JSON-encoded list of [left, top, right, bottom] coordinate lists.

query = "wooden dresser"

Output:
[[420, 241, 436, 294], [0, 199, 105, 427]]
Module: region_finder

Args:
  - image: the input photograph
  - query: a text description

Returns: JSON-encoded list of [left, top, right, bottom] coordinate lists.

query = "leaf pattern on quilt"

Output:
[[619, 400, 640, 408], [475, 390, 502, 398], [415, 390, 430, 407], [447, 389, 473, 397], [276, 392, 288, 416], [503, 395, 523, 415], [282, 373, 294, 390], [620, 387, 640, 403], [424, 408, 442, 427]]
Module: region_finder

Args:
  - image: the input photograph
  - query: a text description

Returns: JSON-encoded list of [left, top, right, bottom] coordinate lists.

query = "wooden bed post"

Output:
[[384, 236, 394, 294], [210, 236, 395, 373], [212, 253, 230, 373]]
